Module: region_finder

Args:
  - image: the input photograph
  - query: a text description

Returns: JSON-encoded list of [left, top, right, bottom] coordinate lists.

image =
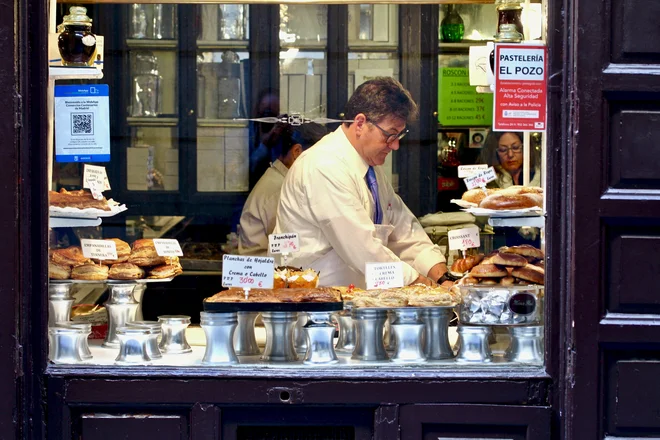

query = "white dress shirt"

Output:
[[238, 159, 289, 256], [275, 126, 445, 288]]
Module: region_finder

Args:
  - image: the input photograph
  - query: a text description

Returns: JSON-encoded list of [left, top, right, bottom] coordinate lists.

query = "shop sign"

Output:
[[54, 84, 110, 162], [153, 239, 183, 257], [365, 262, 404, 290], [448, 226, 480, 251], [493, 43, 547, 132], [438, 67, 493, 126], [222, 255, 274, 289], [463, 166, 497, 190], [269, 233, 300, 254], [81, 239, 117, 261]]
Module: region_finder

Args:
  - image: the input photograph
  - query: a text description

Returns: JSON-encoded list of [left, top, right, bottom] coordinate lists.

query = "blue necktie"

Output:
[[366, 166, 383, 224]]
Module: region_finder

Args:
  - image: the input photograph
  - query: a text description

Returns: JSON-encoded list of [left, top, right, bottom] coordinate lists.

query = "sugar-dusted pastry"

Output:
[[287, 268, 319, 288], [108, 263, 145, 280], [49, 261, 71, 280], [71, 263, 109, 281]]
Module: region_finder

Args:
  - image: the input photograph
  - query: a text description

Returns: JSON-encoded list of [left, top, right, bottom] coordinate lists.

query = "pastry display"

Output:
[[350, 284, 457, 308], [206, 287, 341, 304], [469, 263, 508, 278], [456, 246, 544, 286], [50, 246, 92, 267], [148, 261, 183, 279], [490, 252, 528, 267], [108, 263, 145, 280], [271, 266, 320, 289], [49, 261, 71, 280], [501, 244, 545, 260], [127, 239, 170, 267], [71, 263, 109, 281], [97, 238, 131, 265], [459, 186, 544, 211], [49, 188, 111, 211], [450, 253, 484, 275]]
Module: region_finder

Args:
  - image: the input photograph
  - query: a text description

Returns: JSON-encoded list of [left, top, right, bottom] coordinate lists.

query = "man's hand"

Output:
[[411, 274, 438, 286], [427, 262, 448, 282]]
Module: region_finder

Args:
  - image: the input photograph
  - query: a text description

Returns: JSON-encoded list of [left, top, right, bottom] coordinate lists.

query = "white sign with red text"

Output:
[[463, 166, 497, 190], [222, 255, 274, 289], [269, 233, 300, 255], [365, 262, 404, 290], [493, 43, 548, 132], [448, 227, 481, 251]]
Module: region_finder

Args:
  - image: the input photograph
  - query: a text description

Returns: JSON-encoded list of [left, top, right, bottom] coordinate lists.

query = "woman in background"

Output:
[[478, 131, 541, 188]]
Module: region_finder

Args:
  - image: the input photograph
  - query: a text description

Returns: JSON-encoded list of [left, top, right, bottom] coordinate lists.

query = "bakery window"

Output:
[[47, 2, 549, 373]]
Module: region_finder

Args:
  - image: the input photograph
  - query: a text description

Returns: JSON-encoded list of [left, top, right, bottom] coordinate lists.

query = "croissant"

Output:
[[450, 254, 484, 274]]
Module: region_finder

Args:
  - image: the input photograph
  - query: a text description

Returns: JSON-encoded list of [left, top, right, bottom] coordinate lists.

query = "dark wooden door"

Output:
[[566, 0, 660, 437]]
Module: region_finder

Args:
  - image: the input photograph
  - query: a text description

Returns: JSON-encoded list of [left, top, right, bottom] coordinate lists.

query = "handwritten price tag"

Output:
[[153, 239, 183, 257], [448, 227, 481, 251], [365, 262, 404, 290], [83, 164, 111, 199], [81, 239, 118, 261], [269, 233, 300, 254], [222, 255, 274, 289], [463, 166, 497, 190], [458, 164, 489, 178]]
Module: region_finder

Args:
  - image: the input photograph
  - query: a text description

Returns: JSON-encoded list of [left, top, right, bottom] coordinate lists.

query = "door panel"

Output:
[[399, 404, 551, 440], [568, 0, 660, 435], [80, 413, 186, 440]]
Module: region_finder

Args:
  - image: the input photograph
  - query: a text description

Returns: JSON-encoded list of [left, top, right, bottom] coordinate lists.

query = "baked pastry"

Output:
[[479, 192, 542, 210], [500, 276, 516, 286], [49, 188, 111, 211], [450, 253, 484, 274], [128, 239, 169, 267], [49, 261, 71, 280], [206, 287, 341, 303], [461, 188, 499, 205], [71, 263, 109, 281], [50, 246, 91, 267], [274, 268, 288, 289], [501, 244, 544, 260], [147, 262, 183, 279], [511, 264, 544, 285], [287, 268, 319, 288], [469, 263, 508, 278], [498, 185, 543, 196], [109, 263, 145, 280], [97, 238, 131, 265], [491, 252, 528, 267], [480, 279, 499, 285]]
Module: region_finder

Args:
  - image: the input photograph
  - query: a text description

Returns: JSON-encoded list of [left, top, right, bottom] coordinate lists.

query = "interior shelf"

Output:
[[50, 216, 103, 228], [488, 216, 545, 228], [49, 66, 104, 81]]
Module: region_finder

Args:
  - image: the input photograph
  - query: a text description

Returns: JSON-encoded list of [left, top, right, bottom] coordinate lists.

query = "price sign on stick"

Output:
[[448, 227, 481, 251], [81, 239, 118, 261], [365, 262, 404, 290], [458, 164, 489, 179], [83, 164, 111, 199], [463, 166, 497, 190], [222, 255, 274, 289], [153, 239, 183, 257], [269, 233, 300, 254]]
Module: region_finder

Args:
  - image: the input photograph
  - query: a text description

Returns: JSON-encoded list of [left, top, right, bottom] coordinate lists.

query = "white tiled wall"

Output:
[[197, 126, 249, 192]]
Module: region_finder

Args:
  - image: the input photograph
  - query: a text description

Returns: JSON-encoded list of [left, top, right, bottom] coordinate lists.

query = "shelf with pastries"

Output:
[[49, 188, 128, 228], [451, 185, 545, 227], [48, 238, 184, 283]]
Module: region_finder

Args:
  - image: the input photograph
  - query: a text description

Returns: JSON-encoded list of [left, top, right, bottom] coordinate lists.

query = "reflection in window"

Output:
[[279, 50, 327, 119], [279, 5, 327, 46], [348, 4, 398, 46], [197, 5, 249, 42], [197, 51, 249, 120]]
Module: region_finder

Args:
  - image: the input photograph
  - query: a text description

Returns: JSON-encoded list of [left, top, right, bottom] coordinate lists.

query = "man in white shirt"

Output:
[[238, 122, 328, 256], [275, 77, 448, 288]]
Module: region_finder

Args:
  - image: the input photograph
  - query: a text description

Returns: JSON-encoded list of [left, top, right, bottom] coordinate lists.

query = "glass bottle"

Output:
[[57, 6, 97, 66], [217, 51, 243, 119], [131, 52, 162, 117], [490, 24, 524, 73], [130, 5, 148, 39], [440, 5, 465, 43], [495, 0, 524, 37]]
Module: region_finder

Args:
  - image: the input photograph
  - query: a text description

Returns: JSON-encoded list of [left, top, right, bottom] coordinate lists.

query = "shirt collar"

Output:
[[271, 159, 289, 177], [334, 126, 370, 177]]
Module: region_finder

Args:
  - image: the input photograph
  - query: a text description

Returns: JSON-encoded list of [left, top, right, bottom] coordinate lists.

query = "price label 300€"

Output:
[[222, 255, 274, 289]]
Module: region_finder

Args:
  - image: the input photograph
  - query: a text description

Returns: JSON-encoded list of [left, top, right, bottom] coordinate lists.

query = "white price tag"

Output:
[[463, 166, 497, 190], [222, 255, 274, 289], [268, 233, 300, 254], [365, 262, 404, 290], [81, 239, 118, 261], [458, 164, 489, 178], [448, 227, 481, 251], [83, 164, 111, 199], [153, 239, 183, 257]]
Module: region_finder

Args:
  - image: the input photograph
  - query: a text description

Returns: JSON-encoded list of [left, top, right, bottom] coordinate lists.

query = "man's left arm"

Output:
[[386, 192, 447, 281]]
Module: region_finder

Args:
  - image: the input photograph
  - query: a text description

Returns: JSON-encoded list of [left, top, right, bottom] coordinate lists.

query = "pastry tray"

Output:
[[460, 207, 543, 217], [202, 300, 344, 313], [49, 202, 128, 219], [50, 277, 174, 284], [350, 305, 456, 311]]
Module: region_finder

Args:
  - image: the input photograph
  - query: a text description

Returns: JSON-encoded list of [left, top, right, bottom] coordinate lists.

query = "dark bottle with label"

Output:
[[57, 6, 97, 66], [495, 0, 524, 36], [440, 5, 465, 43], [490, 24, 524, 73]]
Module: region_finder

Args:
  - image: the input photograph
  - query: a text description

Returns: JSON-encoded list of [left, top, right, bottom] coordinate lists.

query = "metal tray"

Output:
[[203, 300, 344, 313]]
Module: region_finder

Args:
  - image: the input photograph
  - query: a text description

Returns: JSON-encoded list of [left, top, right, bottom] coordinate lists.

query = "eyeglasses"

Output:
[[497, 144, 523, 154], [368, 119, 409, 144]]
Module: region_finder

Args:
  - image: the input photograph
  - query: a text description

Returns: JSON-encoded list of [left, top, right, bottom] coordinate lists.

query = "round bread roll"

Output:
[[469, 263, 508, 278], [479, 193, 542, 210], [511, 264, 544, 285], [491, 252, 528, 267], [461, 188, 499, 205], [49, 261, 71, 280], [71, 263, 109, 281], [109, 263, 145, 280], [500, 276, 516, 286], [502, 244, 544, 259]]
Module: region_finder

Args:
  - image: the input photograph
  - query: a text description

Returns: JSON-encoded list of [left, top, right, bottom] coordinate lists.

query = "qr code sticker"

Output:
[[71, 113, 93, 135]]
